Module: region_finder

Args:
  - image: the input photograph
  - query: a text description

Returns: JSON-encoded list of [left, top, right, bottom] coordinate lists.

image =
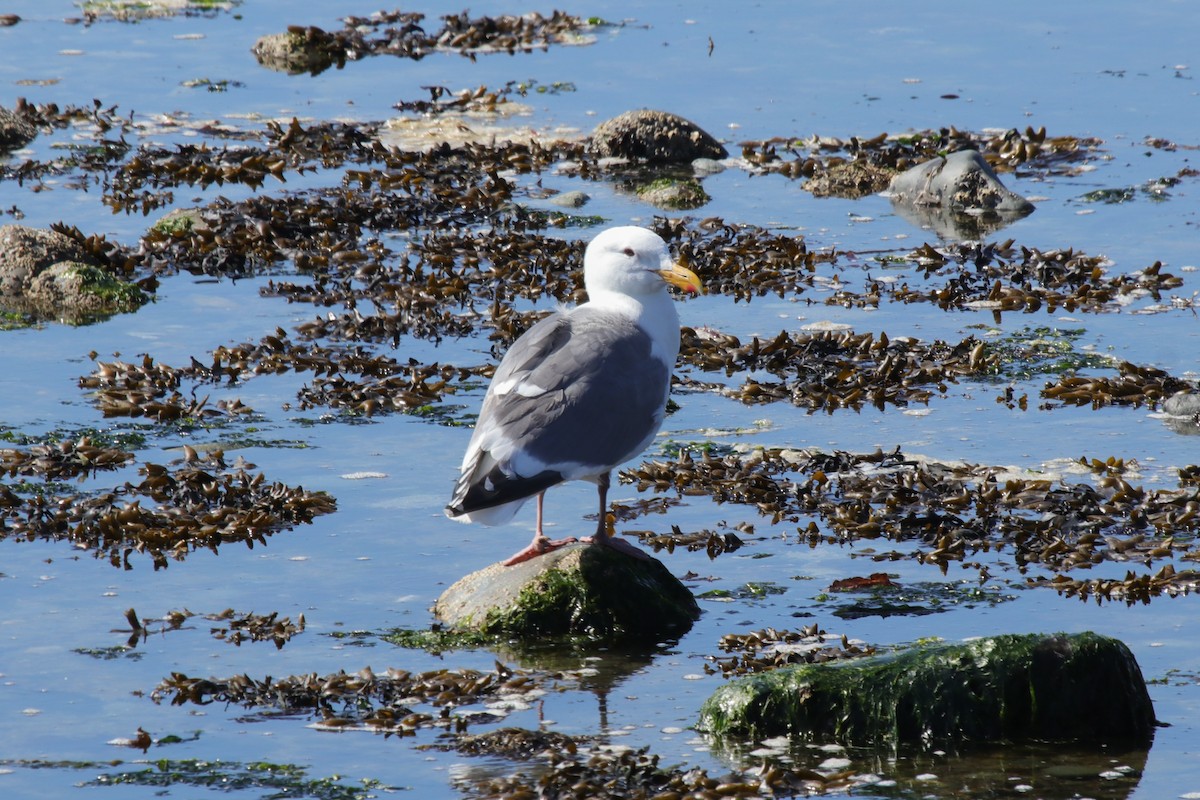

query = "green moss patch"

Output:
[[434, 542, 700, 642], [698, 632, 1155, 746]]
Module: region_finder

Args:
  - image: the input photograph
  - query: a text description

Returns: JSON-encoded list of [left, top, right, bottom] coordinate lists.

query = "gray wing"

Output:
[[447, 308, 670, 515]]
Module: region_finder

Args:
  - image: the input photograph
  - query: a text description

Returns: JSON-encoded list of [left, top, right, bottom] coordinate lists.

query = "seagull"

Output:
[[445, 226, 702, 565]]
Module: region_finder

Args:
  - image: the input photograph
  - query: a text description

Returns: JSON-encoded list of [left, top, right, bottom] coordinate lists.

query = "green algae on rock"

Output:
[[433, 541, 699, 641], [29, 261, 149, 321], [0, 224, 149, 322], [698, 632, 1155, 745], [634, 177, 711, 210]]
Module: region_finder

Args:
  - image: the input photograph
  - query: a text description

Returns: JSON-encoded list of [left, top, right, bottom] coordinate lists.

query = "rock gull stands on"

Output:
[[445, 226, 702, 565]]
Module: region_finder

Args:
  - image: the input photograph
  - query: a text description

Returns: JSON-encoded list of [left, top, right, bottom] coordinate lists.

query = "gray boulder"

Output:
[[1162, 390, 1200, 435], [889, 149, 1034, 239]]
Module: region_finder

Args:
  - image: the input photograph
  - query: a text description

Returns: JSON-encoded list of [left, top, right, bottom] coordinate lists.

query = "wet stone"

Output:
[[0, 224, 96, 295], [433, 541, 700, 642], [634, 176, 711, 210], [0, 105, 37, 152], [27, 261, 148, 321], [251, 30, 341, 76], [589, 109, 727, 164], [1163, 391, 1200, 417], [888, 149, 1035, 239], [691, 157, 726, 176], [698, 632, 1156, 745], [548, 189, 589, 208], [0, 224, 148, 321]]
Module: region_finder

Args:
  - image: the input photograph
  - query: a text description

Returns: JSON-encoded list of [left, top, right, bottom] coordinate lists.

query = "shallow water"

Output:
[[1, 1, 1199, 799]]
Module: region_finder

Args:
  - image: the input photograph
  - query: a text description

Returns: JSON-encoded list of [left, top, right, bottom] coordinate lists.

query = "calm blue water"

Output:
[[1, 2, 1198, 798]]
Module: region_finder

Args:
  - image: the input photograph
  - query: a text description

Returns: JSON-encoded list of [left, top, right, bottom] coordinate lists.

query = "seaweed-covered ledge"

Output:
[[433, 541, 699, 642], [698, 632, 1156, 746]]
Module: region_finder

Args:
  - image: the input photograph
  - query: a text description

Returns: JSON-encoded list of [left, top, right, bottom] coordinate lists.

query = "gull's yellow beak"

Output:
[[657, 256, 704, 295]]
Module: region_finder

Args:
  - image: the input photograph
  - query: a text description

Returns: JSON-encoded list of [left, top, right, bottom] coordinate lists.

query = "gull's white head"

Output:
[[582, 226, 702, 300]]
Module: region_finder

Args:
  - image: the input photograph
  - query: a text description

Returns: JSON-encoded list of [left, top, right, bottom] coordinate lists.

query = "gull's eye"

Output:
[[622, 247, 636, 257]]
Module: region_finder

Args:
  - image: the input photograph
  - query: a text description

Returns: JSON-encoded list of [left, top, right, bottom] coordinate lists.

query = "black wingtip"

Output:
[[450, 468, 563, 516]]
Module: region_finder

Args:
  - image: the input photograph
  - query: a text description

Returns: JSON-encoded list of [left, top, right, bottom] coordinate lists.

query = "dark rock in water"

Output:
[[590, 110, 727, 164], [433, 541, 699, 642], [889, 149, 1034, 239], [252, 31, 341, 76], [0, 105, 37, 153], [0, 224, 148, 321], [698, 632, 1155, 745]]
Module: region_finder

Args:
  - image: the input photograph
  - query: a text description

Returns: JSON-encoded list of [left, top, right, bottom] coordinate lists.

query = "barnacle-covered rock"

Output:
[[804, 159, 894, 199], [590, 110, 727, 164], [0, 224, 95, 295], [251, 29, 342, 75], [433, 541, 699, 641], [698, 632, 1155, 745], [0, 104, 37, 152]]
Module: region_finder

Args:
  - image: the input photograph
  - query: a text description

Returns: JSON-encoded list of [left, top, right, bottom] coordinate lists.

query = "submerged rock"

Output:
[[698, 632, 1155, 745], [888, 149, 1034, 239], [548, 189, 590, 209], [433, 541, 699, 642], [0, 224, 148, 321], [589, 110, 727, 164]]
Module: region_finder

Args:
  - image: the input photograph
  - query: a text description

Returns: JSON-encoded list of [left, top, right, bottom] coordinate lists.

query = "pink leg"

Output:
[[501, 492, 578, 566], [581, 472, 650, 561]]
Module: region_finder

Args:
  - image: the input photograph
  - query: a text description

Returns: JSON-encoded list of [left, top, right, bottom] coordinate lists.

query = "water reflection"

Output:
[[494, 639, 668, 732], [708, 735, 1150, 800]]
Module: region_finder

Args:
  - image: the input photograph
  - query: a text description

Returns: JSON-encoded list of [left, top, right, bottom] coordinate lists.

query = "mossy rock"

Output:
[[26, 261, 149, 321], [698, 632, 1155, 745], [151, 207, 209, 237], [635, 177, 710, 210], [433, 542, 699, 642]]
